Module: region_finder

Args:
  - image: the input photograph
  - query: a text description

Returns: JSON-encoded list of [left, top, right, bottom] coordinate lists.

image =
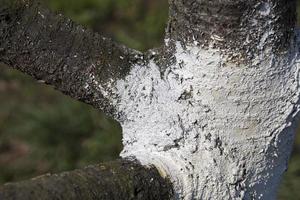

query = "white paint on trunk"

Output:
[[80, 2, 300, 199], [106, 39, 300, 199], [84, 31, 300, 198]]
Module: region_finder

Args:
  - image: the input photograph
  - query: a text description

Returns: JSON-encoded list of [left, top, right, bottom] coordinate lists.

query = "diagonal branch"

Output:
[[0, 160, 174, 200], [0, 0, 145, 119]]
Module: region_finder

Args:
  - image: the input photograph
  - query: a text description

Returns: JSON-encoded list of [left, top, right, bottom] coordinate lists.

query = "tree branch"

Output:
[[0, 0, 145, 118], [0, 160, 173, 200]]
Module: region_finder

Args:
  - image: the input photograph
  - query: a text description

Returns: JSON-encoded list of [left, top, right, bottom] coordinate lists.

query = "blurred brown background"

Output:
[[0, 0, 299, 199]]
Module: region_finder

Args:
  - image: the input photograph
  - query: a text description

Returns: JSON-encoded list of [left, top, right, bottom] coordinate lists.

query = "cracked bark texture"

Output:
[[1, 0, 300, 200]]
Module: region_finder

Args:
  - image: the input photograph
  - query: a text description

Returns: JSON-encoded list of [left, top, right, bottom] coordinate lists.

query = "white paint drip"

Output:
[[107, 40, 300, 199]]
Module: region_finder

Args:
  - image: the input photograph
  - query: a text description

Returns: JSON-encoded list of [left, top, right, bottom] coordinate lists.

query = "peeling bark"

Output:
[[0, 160, 174, 200]]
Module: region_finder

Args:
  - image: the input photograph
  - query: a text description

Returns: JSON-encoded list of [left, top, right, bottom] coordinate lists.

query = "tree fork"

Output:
[[1, 0, 300, 199]]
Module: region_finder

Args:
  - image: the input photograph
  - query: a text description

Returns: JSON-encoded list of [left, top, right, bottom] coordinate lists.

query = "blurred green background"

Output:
[[0, 0, 299, 199]]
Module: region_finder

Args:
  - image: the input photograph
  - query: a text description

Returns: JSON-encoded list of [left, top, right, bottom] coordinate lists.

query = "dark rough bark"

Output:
[[0, 0, 144, 118], [0, 160, 174, 200], [167, 0, 296, 61]]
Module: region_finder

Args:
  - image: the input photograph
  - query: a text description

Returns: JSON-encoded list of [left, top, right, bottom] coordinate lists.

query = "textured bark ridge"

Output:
[[0, 160, 174, 200], [1, 0, 300, 200]]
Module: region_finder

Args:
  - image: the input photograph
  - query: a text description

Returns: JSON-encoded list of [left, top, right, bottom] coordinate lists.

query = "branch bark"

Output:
[[0, 160, 173, 200], [0, 0, 144, 119]]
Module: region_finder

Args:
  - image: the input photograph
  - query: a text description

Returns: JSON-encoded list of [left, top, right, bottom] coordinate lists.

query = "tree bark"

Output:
[[117, 0, 300, 199], [0, 0, 144, 119], [1, 0, 300, 199], [167, 0, 296, 61], [0, 160, 174, 200]]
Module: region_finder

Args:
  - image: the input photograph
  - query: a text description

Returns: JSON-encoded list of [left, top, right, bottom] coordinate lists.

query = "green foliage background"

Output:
[[0, 0, 299, 199]]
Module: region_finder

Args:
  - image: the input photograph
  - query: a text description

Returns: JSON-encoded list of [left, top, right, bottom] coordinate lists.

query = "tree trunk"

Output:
[[1, 0, 300, 199]]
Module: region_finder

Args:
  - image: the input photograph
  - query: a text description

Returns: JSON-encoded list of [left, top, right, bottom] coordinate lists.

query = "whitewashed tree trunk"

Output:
[[1, 0, 300, 199], [107, 0, 300, 199], [115, 42, 300, 199]]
